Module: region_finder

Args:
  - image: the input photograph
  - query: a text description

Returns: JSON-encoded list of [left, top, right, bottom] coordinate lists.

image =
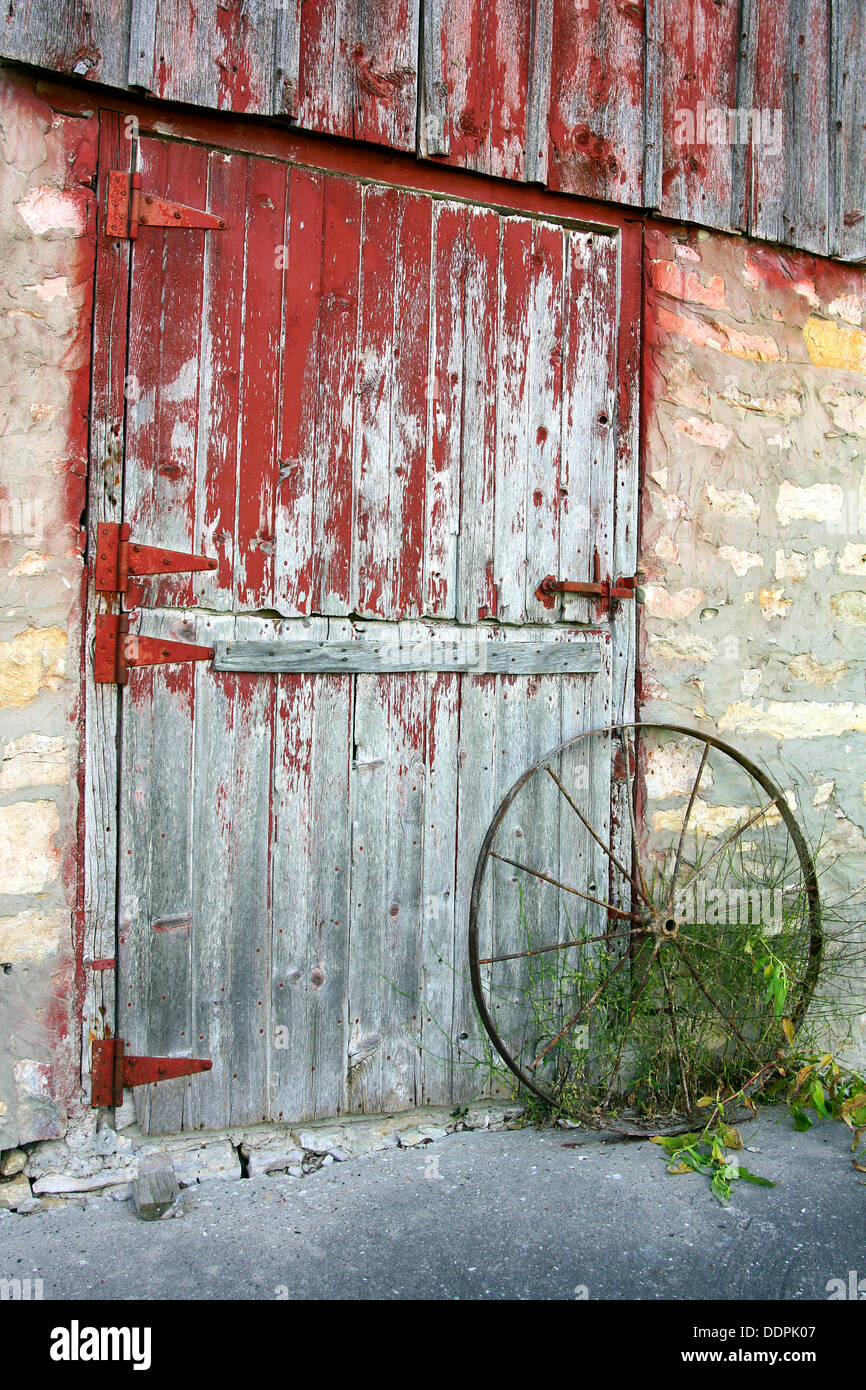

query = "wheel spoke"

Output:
[[528, 946, 633, 1071], [489, 851, 645, 922], [675, 802, 778, 900], [672, 939, 762, 1063], [657, 950, 694, 1119], [479, 925, 642, 966], [667, 740, 710, 906], [544, 763, 650, 906], [601, 943, 659, 1107]]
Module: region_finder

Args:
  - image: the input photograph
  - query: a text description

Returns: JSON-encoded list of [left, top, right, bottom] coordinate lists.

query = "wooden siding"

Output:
[[3, 0, 863, 260]]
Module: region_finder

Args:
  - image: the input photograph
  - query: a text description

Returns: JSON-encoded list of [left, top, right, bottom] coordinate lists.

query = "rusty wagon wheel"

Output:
[[468, 723, 823, 1125]]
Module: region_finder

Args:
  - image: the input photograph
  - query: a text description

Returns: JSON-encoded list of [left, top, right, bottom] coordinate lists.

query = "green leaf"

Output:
[[737, 1166, 776, 1187], [710, 1172, 731, 1204], [811, 1079, 829, 1118], [652, 1132, 701, 1154], [791, 1105, 812, 1131]]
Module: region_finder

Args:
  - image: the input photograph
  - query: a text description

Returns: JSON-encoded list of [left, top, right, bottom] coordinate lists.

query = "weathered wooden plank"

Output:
[[2, 0, 130, 86], [143, 0, 275, 113], [418, 0, 531, 179], [272, 0, 303, 117], [234, 158, 287, 610], [558, 232, 617, 627], [193, 148, 246, 611], [119, 612, 196, 1135], [274, 166, 325, 616], [451, 666, 497, 1104], [224, 617, 275, 1126], [830, 0, 866, 262], [352, 185, 398, 618], [525, 0, 553, 185], [523, 221, 565, 624], [184, 613, 236, 1132], [270, 617, 350, 1122], [418, 665, 460, 1104], [214, 637, 603, 674], [125, 137, 208, 613], [658, 0, 740, 232], [642, 0, 664, 210], [423, 201, 466, 617], [749, 0, 830, 256], [83, 110, 130, 1088], [544, 0, 645, 206], [127, 0, 157, 89], [493, 216, 531, 624], [295, 0, 420, 152], [391, 194, 433, 619], [311, 175, 362, 615], [455, 206, 499, 624]]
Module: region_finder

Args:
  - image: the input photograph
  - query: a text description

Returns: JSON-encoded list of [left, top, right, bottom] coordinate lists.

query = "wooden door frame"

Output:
[[78, 78, 642, 1103]]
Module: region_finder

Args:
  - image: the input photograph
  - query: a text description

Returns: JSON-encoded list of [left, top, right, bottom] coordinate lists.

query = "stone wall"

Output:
[[640, 223, 866, 1065], [0, 72, 96, 1150]]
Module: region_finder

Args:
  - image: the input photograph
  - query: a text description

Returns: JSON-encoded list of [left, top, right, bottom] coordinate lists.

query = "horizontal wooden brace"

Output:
[[213, 639, 602, 676]]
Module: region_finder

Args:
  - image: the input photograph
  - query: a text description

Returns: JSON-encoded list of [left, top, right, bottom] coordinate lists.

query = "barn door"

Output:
[[96, 124, 639, 1132]]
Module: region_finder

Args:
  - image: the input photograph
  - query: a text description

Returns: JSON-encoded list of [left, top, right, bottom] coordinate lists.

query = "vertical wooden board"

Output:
[[558, 634, 614, 1034], [184, 614, 236, 1132], [750, 0, 830, 256], [490, 648, 563, 1084], [347, 625, 426, 1111], [455, 206, 499, 625], [224, 617, 275, 1125], [830, 0, 866, 261], [274, 167, 325, 616], [559, 232, 617, 626], [544, 0, 645, 205], [612, 220, 641, 729], [346, 653, 390, 1111], [493, 216, 531, 624], [390, 195, 433, 619], [143, 0, 274, 112], [311, 175, 363, 615], [84, 110, 130, 1077], [235, 159, 288, 611], [125, 138, 208, 612], [295, 0, 420, 152], [120, 615, 196, 1134], [193, 149, 247, 610], [451, 667, 497, 1104], [418, 660, 460, 1104], [2, 0, 130, 87], [419, 0, 531, 180], [657, 0, 740, 230], [271, 617, 351, 1123], [423, 202, 467, 618], [352, 186, 398, 617], [523, 221, 565, 625]]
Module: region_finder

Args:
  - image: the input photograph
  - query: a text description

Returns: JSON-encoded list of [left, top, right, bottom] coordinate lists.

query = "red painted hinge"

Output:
[[95, 521, 218, 596], [94, 613, 213, 685], [106, 170, 227, 239], [91, 1038, 212, 1107]]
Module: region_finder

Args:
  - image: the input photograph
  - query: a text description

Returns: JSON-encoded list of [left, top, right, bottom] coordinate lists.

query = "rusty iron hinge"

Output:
[[94, 613, 213, 685], [105, 170, 227, 239], [91, 1038, 212, 1108], [95, 521, 218, 599], [537, 552, 638, 615]]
